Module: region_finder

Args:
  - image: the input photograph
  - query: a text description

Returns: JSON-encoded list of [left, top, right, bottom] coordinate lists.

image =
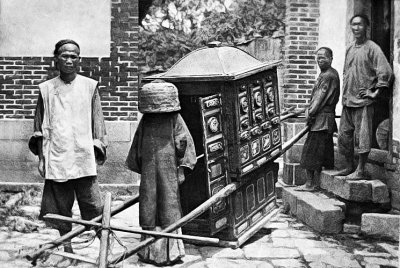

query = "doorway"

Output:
[[370, 0, 392, 150]]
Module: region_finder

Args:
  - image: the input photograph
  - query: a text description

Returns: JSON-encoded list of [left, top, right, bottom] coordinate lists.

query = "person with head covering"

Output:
[[126, 80, 197, 266], [29, 39, 108, 254], [296, 47, 340, 191], [332, 14, 392, 180]]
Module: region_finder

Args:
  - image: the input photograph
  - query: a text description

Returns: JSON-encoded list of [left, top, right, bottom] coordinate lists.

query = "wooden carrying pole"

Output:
[[108, 183, 237, 266], [280, 106, 295, 116], [99, 192, 112, 268], [270, 125, 310, 161], [49, 251, 97, 265], [43, 214, 221, 244], [26, 194, 140, 264], [280, 108, 306, 121]]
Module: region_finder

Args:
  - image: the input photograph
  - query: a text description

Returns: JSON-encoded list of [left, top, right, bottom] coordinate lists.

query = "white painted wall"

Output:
[[0, 0, 111, 57], [392, 1, 400, 142], [393, 56, 400, 142], [318, 0, 347, 114]]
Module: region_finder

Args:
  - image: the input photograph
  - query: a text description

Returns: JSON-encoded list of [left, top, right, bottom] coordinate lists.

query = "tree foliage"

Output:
[[139, 0, 285, 72]]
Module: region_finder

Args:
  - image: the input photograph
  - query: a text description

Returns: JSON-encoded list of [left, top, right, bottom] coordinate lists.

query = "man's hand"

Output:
[[305, 109, 315, 126], [358, 88, 380, 99], [306, 116, 315, 126], [38, 158, 45, 178]]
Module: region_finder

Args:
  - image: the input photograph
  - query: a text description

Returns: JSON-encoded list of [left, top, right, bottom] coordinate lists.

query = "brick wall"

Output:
[[282, 0, 320, 110], [0, 0, 139, 122], [281, 0, 320, 185]]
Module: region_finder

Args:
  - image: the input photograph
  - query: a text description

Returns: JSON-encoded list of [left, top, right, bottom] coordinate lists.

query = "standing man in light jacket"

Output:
[[333, 14, 392, 180], [29, 39, 108, 253]]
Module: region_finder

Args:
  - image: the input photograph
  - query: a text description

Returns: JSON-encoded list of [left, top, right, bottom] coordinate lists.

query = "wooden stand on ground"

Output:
[[99, 192, 112, 268], [28, 185, 237, 267], [26, 194, 140, 266]]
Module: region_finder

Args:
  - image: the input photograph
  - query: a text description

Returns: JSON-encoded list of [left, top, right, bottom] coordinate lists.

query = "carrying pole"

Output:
[[98, 192, 112, 268], [280, 108, 306, 121], [26, 194, 140, 265], [43, 214, 221, 244], [270, 125, 310, 161], [108, 183, 237, 266]]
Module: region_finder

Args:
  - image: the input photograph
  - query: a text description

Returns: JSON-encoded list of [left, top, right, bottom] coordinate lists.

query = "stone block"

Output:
[[385, 170, 400, 191], [320, 171, 371, 201], [282, 187, 297, 216], [365, 163, 387, 183], [282, 186, 345, 234], [384, 163, 397, 171], [361, 213, 400, 241], [105, 121, 136, 142], [368, 148, 390, 163], [275, 180, 283, 199], [282, 122, 294, 143], [282, 162, 293, 185], [391, 189, 400, 211], [344, 199, 391, 225], [320, 170, 389, 203], [0, 119, 32, 140], [0, 141, 36, 162], [106, 142, 135, 162], [282, 162, 306, 186], [0, 120, 140, 184], [294, 122, 307, 144], [334, 147, 353, 170], [342, 223, 360, 234], [283, 144, 304, 163], [370, 180, 390, 203], [0, 161, 43, 183]]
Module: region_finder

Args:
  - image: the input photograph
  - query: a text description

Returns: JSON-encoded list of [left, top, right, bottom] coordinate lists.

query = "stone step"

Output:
[[361, 213, 400, 242], [282, 186, 345, 234], [320, 170, 390, 203]]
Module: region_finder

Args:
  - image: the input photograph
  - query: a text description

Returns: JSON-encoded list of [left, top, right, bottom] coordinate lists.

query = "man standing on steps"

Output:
[[29, 39, 108, 254], [332, 14, 392, 180], [296, 47, 340, 191]]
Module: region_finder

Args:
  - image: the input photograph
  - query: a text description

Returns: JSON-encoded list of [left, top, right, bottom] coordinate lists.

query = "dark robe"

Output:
[[300, 67, 340, 171], [126, 112, 197, 265]]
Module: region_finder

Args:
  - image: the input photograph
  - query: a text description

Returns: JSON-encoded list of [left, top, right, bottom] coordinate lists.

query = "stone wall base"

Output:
[[361, 213, 400, 242], [0, 119, 140, 185], [282, 162, 306, 186], [282, 186, 345, 234]]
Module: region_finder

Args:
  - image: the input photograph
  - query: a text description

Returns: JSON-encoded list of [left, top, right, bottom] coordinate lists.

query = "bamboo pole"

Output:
[[108, 183, 237, 266], [196, 154, 205, 160], [43, 214, 221, 244], [280, 106, 295, 116], [99, 192, 112, 268], [280, 108, 306, 121], [270, 125, 310, 161], [49, 251, 97, 265], [26, 194, 140, 265]]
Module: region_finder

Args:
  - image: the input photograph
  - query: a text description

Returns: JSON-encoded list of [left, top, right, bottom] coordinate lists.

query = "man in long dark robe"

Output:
[[126, 82, 197, 266], [297, 47, 340, 191]]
